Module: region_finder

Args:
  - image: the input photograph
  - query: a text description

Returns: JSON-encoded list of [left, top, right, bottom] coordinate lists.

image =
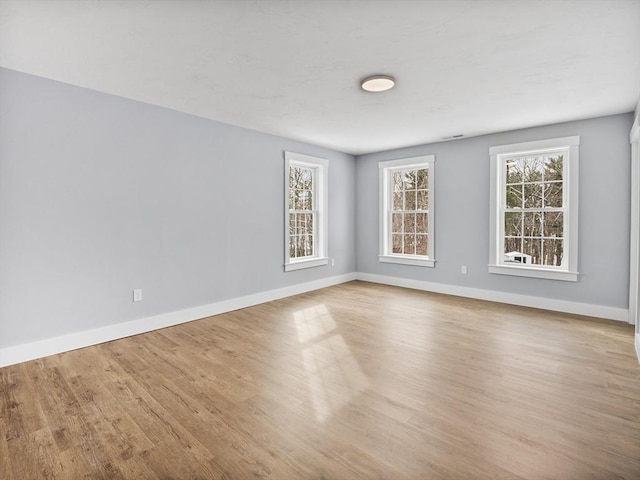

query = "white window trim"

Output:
[[284, 151, 329, 272], [489, 136, 579, 281], [379, 155, 436, 267]]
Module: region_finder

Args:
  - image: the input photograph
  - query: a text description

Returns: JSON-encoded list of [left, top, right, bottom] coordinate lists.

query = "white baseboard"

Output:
[[356, 272, 629, 323], [0, 273, 357, 368], [2, 271, 630, 368]]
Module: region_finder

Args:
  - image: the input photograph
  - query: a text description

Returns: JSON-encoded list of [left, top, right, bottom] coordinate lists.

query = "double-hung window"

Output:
[[379, 155, 436, 267], [284, 151, 328, 272], [489, 136, 579, 281]]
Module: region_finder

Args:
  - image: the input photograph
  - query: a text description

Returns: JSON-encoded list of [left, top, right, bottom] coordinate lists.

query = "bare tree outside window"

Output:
[[288, 166, 315, 259], [391, 168, 429, 256], [504, 154, 564, 266], [379, 155, 435, 268], [284, 151, 328, 272]]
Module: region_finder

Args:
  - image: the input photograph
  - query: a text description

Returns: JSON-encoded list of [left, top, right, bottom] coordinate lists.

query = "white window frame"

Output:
[[489, 136, 579, 281], [284, 151, 328, 272], [379, 155, 436, 267]]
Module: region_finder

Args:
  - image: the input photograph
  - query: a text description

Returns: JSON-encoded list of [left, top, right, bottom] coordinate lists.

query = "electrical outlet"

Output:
[[461, 265, 468, 275], [133, 289, 143, 302], [331, 258, 335, 267]]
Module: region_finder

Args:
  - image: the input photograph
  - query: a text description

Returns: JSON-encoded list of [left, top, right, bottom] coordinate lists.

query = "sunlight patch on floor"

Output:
[[294, 304, 370, 423]]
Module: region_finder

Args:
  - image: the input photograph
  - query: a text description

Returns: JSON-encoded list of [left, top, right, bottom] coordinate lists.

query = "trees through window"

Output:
[[489, 137, 579, 281], [284, 152, 328, 272], [503, 153, 564, 266], [288, 165, 315, 259], [379, 155, 435, 267]]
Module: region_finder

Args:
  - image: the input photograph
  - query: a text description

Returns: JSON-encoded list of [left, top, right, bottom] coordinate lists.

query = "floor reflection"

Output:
[[294, 304, 370, 423]]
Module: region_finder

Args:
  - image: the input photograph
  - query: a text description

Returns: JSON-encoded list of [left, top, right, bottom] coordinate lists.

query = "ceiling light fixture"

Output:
[[361, 75, 395, 92]]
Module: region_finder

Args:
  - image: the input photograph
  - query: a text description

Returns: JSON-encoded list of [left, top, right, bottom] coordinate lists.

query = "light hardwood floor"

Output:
[[1, 281, 639, 479]]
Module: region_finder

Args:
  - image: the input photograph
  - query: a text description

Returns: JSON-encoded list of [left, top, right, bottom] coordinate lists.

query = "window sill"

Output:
[[284, 257, 329, 272], [488, 264, 578, 282], [379, 255, 435, 268]]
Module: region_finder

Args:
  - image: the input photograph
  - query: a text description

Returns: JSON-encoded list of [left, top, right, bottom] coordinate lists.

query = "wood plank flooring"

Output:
[[1, 280, 639, 479]]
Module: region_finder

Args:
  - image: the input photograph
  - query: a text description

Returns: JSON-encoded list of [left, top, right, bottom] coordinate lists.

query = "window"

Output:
[[489, 136, 579, 281], [284, 151, 328, 271], [379, 155, 435, 267]]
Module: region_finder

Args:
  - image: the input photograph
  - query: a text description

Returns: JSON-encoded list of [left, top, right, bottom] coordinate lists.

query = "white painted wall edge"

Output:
[[356, 272, 629, 323], [0, 273, 357, 368], [636, 334, 640, 365]]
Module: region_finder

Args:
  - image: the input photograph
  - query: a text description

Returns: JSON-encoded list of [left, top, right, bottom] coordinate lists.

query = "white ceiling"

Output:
[[1, 0, 639, 155]]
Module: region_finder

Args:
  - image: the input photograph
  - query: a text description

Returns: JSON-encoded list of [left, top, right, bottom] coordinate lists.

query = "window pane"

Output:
[[292, 214, 298, 234], [301, 168, 313, 189], [392, 234, 403, 254], [404, 213, 416, 233], [504, 212, 522, 237], [416, 168, 428, 189], [289, 167, 299, 189], [543, 182, 562, 208], [289, 213, 296, 234], [291, 166, 313, 190], [416, 212, 427, 234], [543, 238, 563, 266], [417, 190, 428, 210], [289, 238, 296, 258], [521, 157, 544, 182], [523, 183, 543, 208], [393, 172, 403, 192], [297, 190, 310, 210], [306, 234, 314, 256], [393, 192, 403, 211], [403, 171, 416, 190], [506, 184, 523, 208], [504, 237, 521, 256], [544, 155, 563, 181], [296, 214, 305, 235], [306, 190, 313, 210], [543, 212, 563, 238], [306, 213, 314, 235], [523, 238, 542, 265], [403, 234, 416, 255], [404, 190, 416, 210], [505, 159, 523, 184], [288, 188, 295, 210], [523, 211, 542, 237], [294, 190, 303, 210], [392, 213, 403, 233], [297, 235, 306, 257], [416, 234, 427, 256]]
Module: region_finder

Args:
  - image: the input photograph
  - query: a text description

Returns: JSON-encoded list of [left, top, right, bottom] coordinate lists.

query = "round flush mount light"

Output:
[[360, 75, 395, 92]]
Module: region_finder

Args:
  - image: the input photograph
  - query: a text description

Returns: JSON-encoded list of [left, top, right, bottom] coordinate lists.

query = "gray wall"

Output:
[[356, 113, 634, 309], [0, 68, 356, 348], [1, 66, 633, 351]]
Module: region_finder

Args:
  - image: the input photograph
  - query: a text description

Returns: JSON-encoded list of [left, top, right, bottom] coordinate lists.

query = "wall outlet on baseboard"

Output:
[[133, 289, 143, 302], [461, 265, 468, 275]]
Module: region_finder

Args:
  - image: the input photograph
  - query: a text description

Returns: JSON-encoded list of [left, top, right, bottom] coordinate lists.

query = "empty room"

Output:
[[1, 0, 639, 478]]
